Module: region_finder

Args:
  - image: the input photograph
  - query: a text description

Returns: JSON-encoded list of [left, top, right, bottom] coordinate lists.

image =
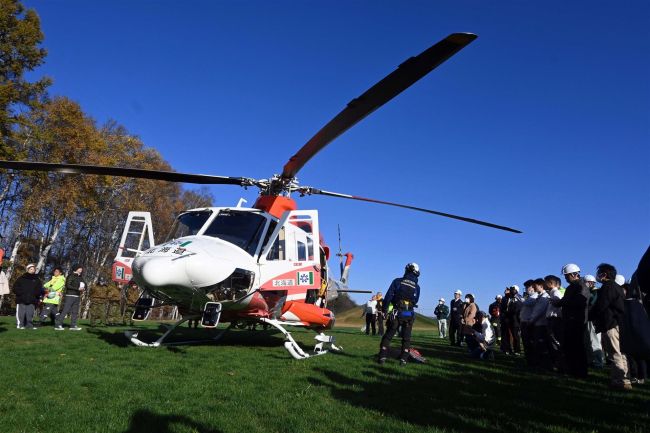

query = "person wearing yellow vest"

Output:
[[40, 266, 65, 326]]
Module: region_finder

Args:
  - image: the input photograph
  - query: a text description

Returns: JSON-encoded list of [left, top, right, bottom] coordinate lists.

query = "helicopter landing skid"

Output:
[[124, 318, 230, 347], [260, 318, 342, 360]]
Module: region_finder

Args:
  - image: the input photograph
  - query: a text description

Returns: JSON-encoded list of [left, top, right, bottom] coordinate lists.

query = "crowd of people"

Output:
[[13, 263, 87, 331], [433, 260, 649, 391]]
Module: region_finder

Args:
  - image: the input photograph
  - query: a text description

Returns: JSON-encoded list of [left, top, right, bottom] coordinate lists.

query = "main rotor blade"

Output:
[[302, 187, 522, 234], [281, 33, 477, 180], [0, 160, 250, 186]]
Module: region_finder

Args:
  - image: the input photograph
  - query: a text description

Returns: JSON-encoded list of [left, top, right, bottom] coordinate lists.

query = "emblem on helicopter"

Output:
[[0, 32, 522, 359]]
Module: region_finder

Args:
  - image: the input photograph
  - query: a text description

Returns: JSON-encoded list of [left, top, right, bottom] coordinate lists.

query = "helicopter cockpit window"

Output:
[[203, 210, 267, 256], [266, 226, 286, 261], [166, 210, 213, 241]]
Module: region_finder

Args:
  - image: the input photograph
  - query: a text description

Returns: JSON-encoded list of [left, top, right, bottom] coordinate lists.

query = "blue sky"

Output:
[[25, 0, 649, 313]]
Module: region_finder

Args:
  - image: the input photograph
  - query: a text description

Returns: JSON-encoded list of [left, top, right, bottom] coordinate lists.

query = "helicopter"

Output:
[[0, 32, 521, 359]]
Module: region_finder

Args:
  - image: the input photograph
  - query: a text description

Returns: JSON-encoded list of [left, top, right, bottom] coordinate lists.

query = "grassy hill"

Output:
[[335, 306, 439, 330], [1, 316, 649, 433]]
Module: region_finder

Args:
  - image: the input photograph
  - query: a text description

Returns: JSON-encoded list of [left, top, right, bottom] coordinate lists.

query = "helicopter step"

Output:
[[260, 318, 342, 360], [124, 317, 230, 347]]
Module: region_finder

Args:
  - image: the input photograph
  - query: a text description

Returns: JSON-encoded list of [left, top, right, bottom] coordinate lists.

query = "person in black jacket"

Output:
[[500, 286, 522, 355], [378, 263, 421, 365], [14, 263, 42, 329], [449, 290, 464, 346], [590, 263, 631, 390], [55, 265, 87, 331], [553, 263, 589, 378]]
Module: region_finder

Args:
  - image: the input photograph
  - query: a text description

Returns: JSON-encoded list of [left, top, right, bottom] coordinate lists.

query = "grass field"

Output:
[[1, 316, 649, 433]]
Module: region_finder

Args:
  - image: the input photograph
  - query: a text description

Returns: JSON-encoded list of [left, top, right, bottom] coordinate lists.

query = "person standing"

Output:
[[590, 263, 631, 390], [519, 280, 538, 366], [584, 274, 604, 369], [449, 290, 463, 346], [501, 286, 522, 355], [362, 295, 378, 335], [378, 263, 421, 365], [375, 292, 385, 336], [545, 274, 565, 372], [488, 295, 502, 345], [462, 294, 478, 344], [55, 265, 86, 331], [14, 263, 42, 329], [529, 278, 552, 370], [434, 298, 449, 339], [553, 263, 589, 378], [40, 266, 66, 326]]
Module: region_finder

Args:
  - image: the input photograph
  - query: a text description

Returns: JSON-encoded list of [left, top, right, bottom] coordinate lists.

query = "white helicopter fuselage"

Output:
[[125, 206, 329, 325]]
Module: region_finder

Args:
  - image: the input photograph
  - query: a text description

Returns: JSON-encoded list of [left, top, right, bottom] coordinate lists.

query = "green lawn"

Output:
[[1, 316, 648, 433]]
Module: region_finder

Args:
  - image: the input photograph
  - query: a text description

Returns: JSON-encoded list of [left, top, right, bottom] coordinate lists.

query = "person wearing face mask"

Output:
[[584, 274, 604, 369], [434, 298, 449, 339], [13, 263, 42, 329], [544, 274, 565, 372], [449, 290, 463, 346], [461, 294, 478, 343], [519, 280, 538, 366], [589, 263, 630, 390], [552, 263, 590, 379]]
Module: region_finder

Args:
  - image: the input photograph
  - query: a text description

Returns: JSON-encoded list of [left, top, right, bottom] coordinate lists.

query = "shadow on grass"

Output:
[[86, 325, 288, 351], [309, 337, 650, 433], [123, 409, 222, 433]]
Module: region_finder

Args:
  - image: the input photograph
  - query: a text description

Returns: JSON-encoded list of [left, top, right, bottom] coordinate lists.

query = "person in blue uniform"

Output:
[[377, 263, 421, 366]]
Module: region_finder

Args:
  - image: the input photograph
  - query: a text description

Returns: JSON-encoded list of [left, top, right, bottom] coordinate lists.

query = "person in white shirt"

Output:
[[361, 296, 378, 335]]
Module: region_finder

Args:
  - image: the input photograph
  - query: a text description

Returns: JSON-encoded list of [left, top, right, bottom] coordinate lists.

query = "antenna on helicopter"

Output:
[[337, 224, 343, 278]]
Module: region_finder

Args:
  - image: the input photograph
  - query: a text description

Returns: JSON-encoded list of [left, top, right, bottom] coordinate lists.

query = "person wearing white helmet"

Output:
[[551, 263, 590, 378], [449, 289, 463, 346], [434, 298, 449, 339], [377, 263, 421, 365], [590, 263, 631, 390]]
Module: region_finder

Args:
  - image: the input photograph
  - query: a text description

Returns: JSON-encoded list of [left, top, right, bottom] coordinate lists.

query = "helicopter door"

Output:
[[112, 212, 155, 284], [258, 210, 321, 303]]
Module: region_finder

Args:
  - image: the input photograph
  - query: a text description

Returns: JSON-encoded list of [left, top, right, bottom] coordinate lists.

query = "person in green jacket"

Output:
[[40, 266, 66, 326]]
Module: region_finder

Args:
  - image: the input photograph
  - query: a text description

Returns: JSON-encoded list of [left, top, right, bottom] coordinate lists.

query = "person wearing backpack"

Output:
[[377, 263, 421, 366]]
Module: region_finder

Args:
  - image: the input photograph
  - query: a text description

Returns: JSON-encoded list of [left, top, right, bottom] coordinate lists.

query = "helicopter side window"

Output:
[[166, 210, 213, 241], [297, 240, 307, 261], [203, 210, 267, 256]]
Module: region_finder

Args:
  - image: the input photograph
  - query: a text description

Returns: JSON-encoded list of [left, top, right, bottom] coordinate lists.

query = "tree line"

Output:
[[0, 0, 213, 319]]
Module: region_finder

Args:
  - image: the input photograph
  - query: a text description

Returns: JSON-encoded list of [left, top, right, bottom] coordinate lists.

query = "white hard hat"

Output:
[[454, 289, 462, 295], [439, 298, 445, 302], [615, 274, 625, 286], [562, 263, 580, 275], [511, 285, 520, 292], [584, 275, 597, 283]]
